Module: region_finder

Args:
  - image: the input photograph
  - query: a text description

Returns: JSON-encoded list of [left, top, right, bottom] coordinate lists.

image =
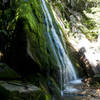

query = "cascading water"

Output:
[[41, 0, 81, 95]]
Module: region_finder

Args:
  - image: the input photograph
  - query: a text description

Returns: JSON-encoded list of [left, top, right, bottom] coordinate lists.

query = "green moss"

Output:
[[8, 0, 61, 80], [0, 1, 62, 99], [54, 2, 64, 14], [0, 63, 20, 79], [81, 16, 96, 30], [11, 0, 44, 67], [0, 84, 9, 100]]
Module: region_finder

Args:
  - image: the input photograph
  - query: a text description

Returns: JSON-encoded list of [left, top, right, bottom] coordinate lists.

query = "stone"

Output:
[[93, 74, 100, 81], [96, 61, 100, 73], [0, 81, 41, 100], [0, 63, 20, 79]]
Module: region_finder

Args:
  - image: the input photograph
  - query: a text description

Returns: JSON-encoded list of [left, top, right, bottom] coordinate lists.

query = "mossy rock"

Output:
[[0, 81, 42, 100], [6, 0, 60, 78], [0, 63, 20, 79]]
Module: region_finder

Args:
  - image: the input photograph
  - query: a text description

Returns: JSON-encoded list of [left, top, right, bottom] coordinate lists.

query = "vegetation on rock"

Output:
[[0, 0, 100, 99]]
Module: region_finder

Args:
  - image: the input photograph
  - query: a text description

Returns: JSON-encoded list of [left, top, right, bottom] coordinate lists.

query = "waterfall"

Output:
[[41, 0, 80, 94]]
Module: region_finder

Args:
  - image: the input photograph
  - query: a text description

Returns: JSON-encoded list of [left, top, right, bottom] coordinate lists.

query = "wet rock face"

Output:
[[5, 0, 60, 80], [79, 47, 86, 56], [6, 18, 41, 77]]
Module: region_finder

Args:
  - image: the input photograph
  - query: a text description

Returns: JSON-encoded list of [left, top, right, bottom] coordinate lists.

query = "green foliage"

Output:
[[81, 14, 96, 30], [0, 0, 61, 99], [54, 2, 64, 13]]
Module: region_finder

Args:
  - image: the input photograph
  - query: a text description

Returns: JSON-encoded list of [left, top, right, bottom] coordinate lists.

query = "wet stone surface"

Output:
[[0, 81, 41, 100], [54, 80, 100, 100]]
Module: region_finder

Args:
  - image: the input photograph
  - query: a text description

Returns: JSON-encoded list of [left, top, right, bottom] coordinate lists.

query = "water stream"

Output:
[[41, 0, 81, 95]]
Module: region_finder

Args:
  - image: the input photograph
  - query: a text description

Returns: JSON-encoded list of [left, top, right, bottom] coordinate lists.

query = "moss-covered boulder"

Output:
[[0, 63, 20, 79], [0, 81, 42, 100]]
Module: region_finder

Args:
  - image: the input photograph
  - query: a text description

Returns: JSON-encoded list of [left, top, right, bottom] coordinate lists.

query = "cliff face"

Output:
[[0, 0, 62, 99], [5, 0, 61, 78]]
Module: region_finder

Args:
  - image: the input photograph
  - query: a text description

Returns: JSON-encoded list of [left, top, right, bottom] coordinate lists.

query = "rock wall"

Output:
[[5, 0, 60, 79], [0, 0, 61, 99]]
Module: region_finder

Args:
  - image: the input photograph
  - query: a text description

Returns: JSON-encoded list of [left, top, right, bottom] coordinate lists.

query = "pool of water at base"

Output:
[[52, 79, 92, 100], [52, 95, 91, 100]]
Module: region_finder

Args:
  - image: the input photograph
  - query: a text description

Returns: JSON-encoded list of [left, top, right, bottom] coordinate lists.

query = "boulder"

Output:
[[0, 81, 41, 100], [0, 63, 20, 79]]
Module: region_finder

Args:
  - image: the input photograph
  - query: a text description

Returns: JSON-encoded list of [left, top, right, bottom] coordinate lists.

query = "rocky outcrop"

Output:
[[5, 0, 60, 80], [0, 0, 63, 99]]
